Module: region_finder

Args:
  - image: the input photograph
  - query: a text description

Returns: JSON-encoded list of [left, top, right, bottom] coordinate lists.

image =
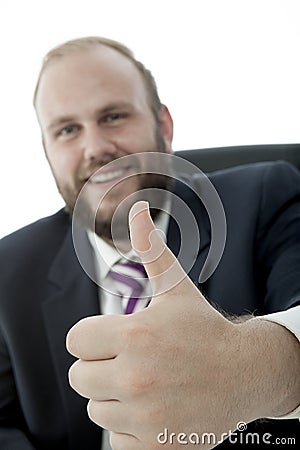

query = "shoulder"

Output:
[[179, 161, 300, 226], [207, 160, 300, 187], [196, 160, 300, 204], [0, 209, 70, 262], [0, 210, 74, 315], [176, 160, 300, 204]]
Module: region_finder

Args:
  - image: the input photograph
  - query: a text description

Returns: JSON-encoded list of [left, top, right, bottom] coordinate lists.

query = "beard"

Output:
[[53, 127, 174, 243], [95, 171, 172, 241]]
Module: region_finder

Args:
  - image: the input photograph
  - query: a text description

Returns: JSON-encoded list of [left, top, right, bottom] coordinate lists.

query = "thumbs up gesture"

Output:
[[67, 202, 298, 449]]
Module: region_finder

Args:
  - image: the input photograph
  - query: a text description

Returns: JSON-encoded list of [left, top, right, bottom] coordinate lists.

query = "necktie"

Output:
[[109, 261, 149, 314], [103, 261, 149, 449]]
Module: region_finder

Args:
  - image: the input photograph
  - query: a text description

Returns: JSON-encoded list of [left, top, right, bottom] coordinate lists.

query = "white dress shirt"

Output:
[[260, 306, 300, 420]]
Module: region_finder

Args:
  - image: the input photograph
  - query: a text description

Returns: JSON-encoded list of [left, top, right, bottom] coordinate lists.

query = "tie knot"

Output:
[[109, 261, 149, 314], [112, 261, 147, 277]]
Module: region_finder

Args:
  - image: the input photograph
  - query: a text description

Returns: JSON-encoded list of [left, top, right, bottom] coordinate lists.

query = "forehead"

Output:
[[35, 46, 150, 125]]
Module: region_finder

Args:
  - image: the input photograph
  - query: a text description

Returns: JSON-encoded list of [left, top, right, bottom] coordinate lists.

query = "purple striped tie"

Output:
[[109, 261, 148, 314]]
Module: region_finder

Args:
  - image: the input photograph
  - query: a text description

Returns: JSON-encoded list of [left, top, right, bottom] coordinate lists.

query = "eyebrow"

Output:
[[46, 102, 135, 132], [47, 117, 75, 132]]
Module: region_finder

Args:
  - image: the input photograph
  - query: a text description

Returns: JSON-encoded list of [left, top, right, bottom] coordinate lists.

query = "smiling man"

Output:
[[0, 37, 299, 450], [35, 40, 172, 243]]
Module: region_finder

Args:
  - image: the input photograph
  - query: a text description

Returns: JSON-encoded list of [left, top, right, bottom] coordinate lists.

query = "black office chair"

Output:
[[175, 143, 300, 172]]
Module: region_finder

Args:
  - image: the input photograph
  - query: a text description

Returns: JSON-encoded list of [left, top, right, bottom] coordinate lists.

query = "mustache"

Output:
[[78, 153, 141, 182]]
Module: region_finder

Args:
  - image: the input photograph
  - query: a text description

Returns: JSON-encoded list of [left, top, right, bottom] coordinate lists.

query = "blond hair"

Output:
[[33, 36, 162, 123]]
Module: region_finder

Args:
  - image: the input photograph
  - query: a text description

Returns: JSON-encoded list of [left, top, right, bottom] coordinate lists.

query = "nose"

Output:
[[83, 125, 116, 162]]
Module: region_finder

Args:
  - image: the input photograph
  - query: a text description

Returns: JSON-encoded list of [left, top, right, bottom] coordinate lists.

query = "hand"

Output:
[[66, 201, 299, 449]]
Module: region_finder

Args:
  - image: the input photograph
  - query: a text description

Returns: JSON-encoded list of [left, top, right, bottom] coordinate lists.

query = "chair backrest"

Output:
[[175, 143, 300, 173]]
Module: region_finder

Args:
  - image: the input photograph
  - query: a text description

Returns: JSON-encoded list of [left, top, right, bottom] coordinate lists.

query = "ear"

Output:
[[159, 105, 174, 153]]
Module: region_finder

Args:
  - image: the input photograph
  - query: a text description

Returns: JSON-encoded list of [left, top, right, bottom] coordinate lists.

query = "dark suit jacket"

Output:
[[1, 161, 300, 449]]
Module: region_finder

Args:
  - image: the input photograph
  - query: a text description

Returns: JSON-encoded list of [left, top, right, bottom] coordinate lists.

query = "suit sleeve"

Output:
[[255, 161, 300, 312], [0, 328, 35, 449]]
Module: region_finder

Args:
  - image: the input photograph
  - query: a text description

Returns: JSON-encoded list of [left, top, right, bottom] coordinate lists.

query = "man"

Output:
[[0, 36, 299, 450]]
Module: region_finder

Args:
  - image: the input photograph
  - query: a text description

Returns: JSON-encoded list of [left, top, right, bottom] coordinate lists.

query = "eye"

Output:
[[103, 113, 126, 123], [59, 125, 77, 136]]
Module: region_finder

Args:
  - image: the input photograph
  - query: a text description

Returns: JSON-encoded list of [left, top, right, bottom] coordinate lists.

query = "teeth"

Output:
[[90, 169, 124, 183]]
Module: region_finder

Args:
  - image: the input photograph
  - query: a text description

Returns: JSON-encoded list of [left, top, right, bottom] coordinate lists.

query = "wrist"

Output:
[[237, 317, 300, 419]]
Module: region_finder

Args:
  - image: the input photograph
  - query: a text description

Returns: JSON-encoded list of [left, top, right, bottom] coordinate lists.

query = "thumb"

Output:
[[129, 201, 187, 297]]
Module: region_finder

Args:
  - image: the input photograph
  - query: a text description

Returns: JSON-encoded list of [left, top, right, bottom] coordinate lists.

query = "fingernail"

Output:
[[129, 201, 149, 224]]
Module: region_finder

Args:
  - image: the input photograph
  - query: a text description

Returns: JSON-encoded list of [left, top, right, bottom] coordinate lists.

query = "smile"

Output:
[[89, 168, 125, 183]]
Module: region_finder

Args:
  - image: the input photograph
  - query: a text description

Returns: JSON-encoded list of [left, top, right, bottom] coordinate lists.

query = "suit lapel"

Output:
[[167, 178, 211, 286], [42, 223, 101, 447]]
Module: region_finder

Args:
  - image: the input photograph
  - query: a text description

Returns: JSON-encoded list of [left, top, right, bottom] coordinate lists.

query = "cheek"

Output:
[[117, 122, 157, 153], [46, 147, 80, 181]]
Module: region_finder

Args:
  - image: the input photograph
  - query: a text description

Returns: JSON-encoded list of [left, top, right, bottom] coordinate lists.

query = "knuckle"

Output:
[[87, 399, 96, 421], [87, 400, 113, 430], [66, 326, 78, 355], [123, 321, 154, 348], [122, 365, 156, 394], [68, 360, 91, 398], [67, 316, 101, 358], [119, 321, 160, 394], [88, 399, 113, 424], [66, 319, 87, 357], [109, 432, 126, 450], [68, 359, 81, 389], [110, 432, 139, 450]]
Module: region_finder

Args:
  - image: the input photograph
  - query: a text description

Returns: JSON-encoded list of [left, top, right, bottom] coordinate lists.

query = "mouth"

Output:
[[87, 165, 133, 185]]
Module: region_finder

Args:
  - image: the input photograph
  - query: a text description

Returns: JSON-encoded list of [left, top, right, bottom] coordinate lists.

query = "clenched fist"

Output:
[[67, 201, 300, 449]]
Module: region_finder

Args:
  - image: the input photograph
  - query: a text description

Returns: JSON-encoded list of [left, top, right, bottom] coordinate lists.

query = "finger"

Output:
[[87, 399, 135, 434], [66, 314, 125, 360], [110, 432, 141, 450], [129, 201, 188, 297], [69, 359, 119, 400]]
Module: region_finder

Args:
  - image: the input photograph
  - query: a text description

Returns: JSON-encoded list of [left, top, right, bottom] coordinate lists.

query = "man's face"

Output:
[[35, 46, 173, 241]]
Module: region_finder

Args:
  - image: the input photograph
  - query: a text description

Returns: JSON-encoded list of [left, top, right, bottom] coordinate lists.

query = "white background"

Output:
[[1, 0, 300, 237]]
